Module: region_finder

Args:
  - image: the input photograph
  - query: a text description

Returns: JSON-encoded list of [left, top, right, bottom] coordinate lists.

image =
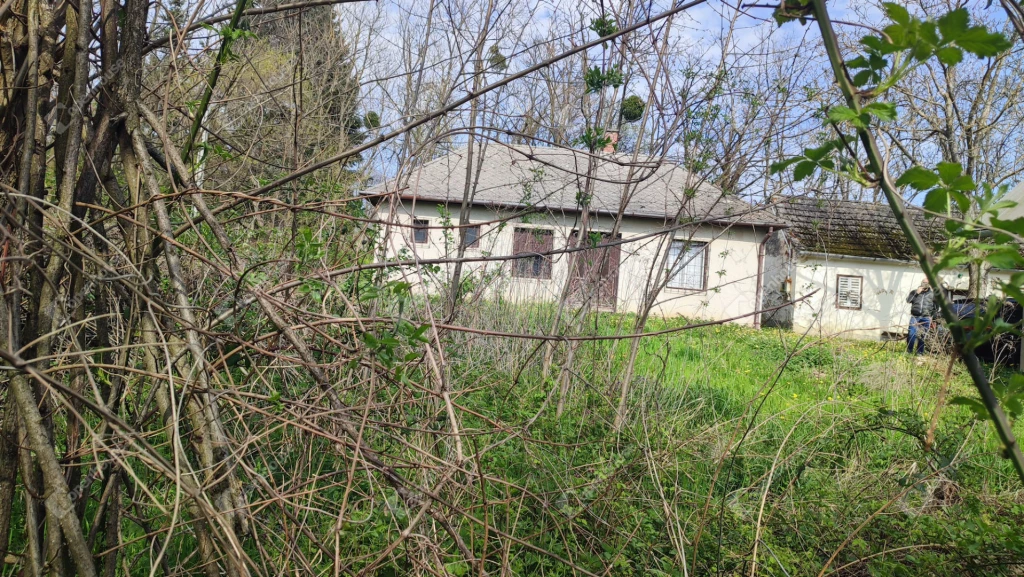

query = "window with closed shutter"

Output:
[[667, 240, 707, 290], [836, 275, 862, 310], [512, 228, 553, 279]]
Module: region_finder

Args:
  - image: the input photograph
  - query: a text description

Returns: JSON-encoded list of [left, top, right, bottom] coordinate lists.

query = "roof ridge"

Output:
[[367, 146, 783, 227]]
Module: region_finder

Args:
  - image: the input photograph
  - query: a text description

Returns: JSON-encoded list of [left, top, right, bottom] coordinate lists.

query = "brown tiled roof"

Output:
[[368, 145, 781, 227], [773, 196, 946, 260]]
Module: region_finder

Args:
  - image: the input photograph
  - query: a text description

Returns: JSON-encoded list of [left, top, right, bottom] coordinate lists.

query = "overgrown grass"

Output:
[[442, 310, 1024, 576]]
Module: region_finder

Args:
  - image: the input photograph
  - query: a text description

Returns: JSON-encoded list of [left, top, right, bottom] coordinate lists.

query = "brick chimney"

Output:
[[603, 130, 619, 154]]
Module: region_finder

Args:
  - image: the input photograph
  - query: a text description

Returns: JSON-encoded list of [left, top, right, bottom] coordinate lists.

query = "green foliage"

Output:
[[620, 95, 645, 122], [772, 0, 813, 26], [363, 111, 381, 129], [889, 162, 1024, 294], [196, 140, 235, 163], [770, 135, 864, 184], [584, 65, 623, 94], [487, 44, 508, 72], [576, 126, 612, 152], [589, 15, 618, 38], [845, 5, 1011, 93], [200, 22, 257, 62], [895, 165, 940, 190], [295, 226, 325, 264]]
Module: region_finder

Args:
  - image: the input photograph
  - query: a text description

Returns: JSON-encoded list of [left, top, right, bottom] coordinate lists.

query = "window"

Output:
[[462, 225, 481, 249], [412, 219, 429, 244], [667, 240, 707, 290], [512, 228, 553, 279], [836, 275, 862, 310]]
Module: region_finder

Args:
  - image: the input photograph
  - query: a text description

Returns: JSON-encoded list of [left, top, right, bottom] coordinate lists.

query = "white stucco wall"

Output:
[[999, 181, 1024, 221], [373, 199, 767, 325], [787, 254, 1014, 339]]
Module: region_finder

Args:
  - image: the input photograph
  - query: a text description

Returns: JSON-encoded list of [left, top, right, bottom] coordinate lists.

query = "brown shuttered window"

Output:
[[512, 228, 554, 279]]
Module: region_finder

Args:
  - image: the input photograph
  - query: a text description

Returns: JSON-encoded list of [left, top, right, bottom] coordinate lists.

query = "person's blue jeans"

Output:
[[907, 316, 931, 355]]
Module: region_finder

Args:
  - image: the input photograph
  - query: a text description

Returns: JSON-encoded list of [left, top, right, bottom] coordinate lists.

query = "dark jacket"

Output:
[[907, 288, 936, 317]]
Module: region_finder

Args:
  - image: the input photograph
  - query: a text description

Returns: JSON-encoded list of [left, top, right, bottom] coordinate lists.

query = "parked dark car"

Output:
[[932, 297, 1021, 366]]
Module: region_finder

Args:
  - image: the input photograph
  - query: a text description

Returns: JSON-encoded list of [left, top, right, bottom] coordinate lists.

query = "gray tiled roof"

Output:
[[370, 145, 778, 226], [773, 196, 946, 260]]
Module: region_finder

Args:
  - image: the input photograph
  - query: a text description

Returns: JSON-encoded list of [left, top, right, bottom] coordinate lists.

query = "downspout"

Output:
[[753, 226, 774, 330]]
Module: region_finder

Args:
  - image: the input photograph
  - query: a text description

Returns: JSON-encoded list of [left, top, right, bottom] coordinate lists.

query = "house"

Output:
[[367, 144, 783, 325], [999, 180, 1024, 220], [761, 196, 1016, 340]]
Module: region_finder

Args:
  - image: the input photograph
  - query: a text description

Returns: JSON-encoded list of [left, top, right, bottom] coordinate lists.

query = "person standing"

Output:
[[906, 279, 936, 355]]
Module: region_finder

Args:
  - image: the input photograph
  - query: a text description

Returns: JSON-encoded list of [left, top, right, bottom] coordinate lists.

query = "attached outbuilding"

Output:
[[761, 196, 1013, 340]]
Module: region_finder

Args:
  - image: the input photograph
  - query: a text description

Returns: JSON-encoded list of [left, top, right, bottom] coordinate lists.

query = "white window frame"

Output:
[[412, 219, 429, 244], [667, 240, 707, 290], [462, 225, 481, 249]]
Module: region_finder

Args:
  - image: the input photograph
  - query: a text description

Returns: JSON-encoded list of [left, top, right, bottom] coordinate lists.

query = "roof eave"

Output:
[[386, 194, 786, 229]]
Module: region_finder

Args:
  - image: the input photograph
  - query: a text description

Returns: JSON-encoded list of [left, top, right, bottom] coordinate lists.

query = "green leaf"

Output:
[[883, 24, 908, 49], [985, 249, 1024, 269], [936, 161, 963, 185], [936, 46, 963, 66], [912, 41, 935, 63], [412, 324, 431, 343], [1004, 395, 1023, 419], [923, 188, 949, 215], [883, 2, 911, 26], [895, 166, 939, 190], [938, 8, 969, 41], [1002, 282, 1024, 305], [950, 396, 990, 420], [863, 101, 897, 121], [847, 55, 870, 68], [949, 190, 971, 213], [770, 157, 802, 175], [794, 160, 817, 182], [949, 175, 976, 192], [804, 141, 837, 161], [445, 561, 470, 577], [827, 106, 859, 123], [919, 21, 941, 48], [584, 66, 611, 93], [861, 35, 885, 51], [991, 217, 1024, 236], [852, 69, 873, 86], [934, 252, 970, 272], [956, 26, 1012, 57]]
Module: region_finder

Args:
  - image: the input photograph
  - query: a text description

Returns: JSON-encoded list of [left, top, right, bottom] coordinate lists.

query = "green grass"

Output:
[[444, 311, 1024, 576]]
